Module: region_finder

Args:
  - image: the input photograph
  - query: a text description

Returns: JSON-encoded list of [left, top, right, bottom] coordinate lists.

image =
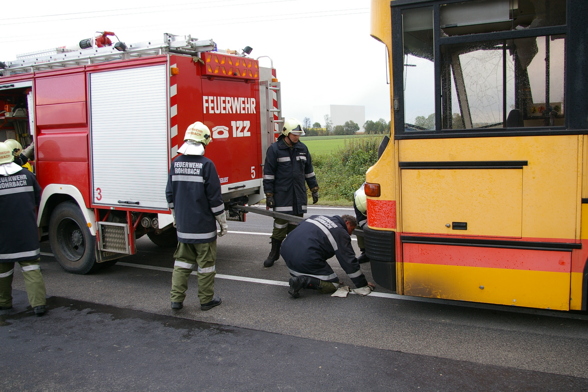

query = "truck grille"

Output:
[[98, 222, 130, 254]]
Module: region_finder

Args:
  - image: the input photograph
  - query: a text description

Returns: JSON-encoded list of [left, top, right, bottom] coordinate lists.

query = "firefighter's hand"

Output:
[[171, 209, 176, 227], [215, 211, 228, 237], [312, 191, 319, 204], [266, 194, 275, 209], [310, 187, 319, 204]]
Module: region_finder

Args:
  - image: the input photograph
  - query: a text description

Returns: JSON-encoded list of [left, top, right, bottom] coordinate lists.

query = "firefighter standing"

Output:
[[0, 142, 47, 316], [166, 122, 228, 311], [262, 118, 319, 267], [281, 214, 375, 298]]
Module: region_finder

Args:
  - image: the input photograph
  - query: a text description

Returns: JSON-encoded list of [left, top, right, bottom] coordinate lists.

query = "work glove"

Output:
[[331, 285, 350, 298], [353, 285, 374, 296], [265, 193, 275, 209], [171, 208, 176, 227], [215, 211, 228, 237], [310, 187, 319, 204]]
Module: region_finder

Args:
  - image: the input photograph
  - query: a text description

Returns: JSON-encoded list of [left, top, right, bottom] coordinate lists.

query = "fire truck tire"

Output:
[[147, 228, 178, 248], [49, 201, 98, 274]]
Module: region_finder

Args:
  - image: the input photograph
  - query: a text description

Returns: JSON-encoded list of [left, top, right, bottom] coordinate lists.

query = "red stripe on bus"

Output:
[[403, 242, 571, 273]]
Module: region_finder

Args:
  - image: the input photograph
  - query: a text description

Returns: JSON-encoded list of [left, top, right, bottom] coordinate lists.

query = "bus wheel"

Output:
[[49, 201, 98, 274], [147, 228, 178, 248]]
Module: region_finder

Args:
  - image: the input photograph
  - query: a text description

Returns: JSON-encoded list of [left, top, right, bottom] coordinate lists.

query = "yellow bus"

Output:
[[365, 0, 588, 311]]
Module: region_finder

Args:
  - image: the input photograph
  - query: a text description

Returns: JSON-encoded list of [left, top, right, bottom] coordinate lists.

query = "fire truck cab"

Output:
[[0, 33, 282, 274]]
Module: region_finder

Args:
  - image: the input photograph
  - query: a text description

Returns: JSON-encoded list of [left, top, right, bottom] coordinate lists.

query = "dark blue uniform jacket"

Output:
[[0, 168, 41, 262], [263, 136, 318, 216], [166, 154, 224, 244], [280, 215, 368, 288]]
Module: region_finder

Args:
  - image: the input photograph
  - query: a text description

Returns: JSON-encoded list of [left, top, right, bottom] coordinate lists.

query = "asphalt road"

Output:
[[2, 206, 588, 391]]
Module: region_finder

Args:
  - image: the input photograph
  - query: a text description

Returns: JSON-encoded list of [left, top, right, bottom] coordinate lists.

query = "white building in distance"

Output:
[[313, 105, 365, 128]]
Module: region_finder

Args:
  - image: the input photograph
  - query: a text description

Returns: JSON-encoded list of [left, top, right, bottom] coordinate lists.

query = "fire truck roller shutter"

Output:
[[49, 201, 99, 274]]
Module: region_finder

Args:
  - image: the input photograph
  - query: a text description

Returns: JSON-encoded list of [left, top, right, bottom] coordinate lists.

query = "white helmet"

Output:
[[354, 183, 367, 214], [184, 122, 212, 145], [0, 142, 15, 164], [4, 139, 22, 156], [282, 118, 305, 136]]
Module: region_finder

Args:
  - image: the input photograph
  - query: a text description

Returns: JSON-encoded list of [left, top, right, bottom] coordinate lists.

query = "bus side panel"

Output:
[[403, 243, 571, 310]]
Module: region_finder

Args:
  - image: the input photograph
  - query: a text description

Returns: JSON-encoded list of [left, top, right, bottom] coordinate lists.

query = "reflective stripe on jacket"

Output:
[[165, 154, 224, 244], [280, 215, 368, 288], [0, 167, 41, 263], [263, 136, 318, 216]]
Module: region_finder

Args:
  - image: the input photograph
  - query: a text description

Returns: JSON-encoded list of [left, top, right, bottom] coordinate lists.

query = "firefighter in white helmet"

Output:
[[4, 139, 33, 172], [166, 121, 226, 311], [262, 117, 319, 267], [353, 183, 369, 264], [0, 142, 47, 316]]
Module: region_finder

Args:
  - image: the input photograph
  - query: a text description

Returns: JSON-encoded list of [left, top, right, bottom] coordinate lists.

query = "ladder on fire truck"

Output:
[[0, 33, 216, 76]]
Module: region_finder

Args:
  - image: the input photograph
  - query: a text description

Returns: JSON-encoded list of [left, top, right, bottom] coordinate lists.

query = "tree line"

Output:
[[302, 116, 390, 136]]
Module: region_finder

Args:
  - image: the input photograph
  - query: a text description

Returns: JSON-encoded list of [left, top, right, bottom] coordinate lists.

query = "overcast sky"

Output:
[[0, 0, 391, 127]]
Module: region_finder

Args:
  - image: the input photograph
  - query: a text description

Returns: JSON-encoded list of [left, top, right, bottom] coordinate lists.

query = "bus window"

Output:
[[402, 7, 435, 131], [522, 35, 565, 126], [440, 34, 565, 130], [440, 0, 566, 36], [441, 40, 515, 129]]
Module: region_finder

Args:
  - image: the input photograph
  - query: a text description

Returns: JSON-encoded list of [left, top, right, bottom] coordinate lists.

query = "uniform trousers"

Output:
[[271, 215, 301, 241], [0, 259, 46, 308], [171, 241, 216, 304]]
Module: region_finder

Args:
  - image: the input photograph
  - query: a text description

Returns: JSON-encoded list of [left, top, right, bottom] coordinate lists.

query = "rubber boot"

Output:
[[357, 248, 370, 264], [288, 276, 325, 298], [263, 238, 282, 267], [288, 276, 309, 298]]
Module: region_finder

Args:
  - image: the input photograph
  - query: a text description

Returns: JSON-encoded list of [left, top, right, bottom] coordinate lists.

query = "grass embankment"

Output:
[[302, 135, 381, 206]]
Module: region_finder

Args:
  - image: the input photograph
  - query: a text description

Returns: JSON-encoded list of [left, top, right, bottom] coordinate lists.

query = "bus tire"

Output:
[[147, 228, 178, 248], [49, 201, 98, 274]]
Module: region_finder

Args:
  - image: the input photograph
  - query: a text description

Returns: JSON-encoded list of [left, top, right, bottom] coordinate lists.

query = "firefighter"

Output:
[[353, 183, 370, 264], [4, 139, 33, 172], [281, 214, 375, 298], [166, 122, 227, 311], [0, 142, 47, 316], [262, 118, 319, 268]]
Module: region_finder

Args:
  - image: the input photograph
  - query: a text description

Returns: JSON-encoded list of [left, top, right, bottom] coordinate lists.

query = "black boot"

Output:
[[288, 276, 324, 298], [288, 276, 309, 298], [357, 248, 370, 264], [263, 238, 282, 267]]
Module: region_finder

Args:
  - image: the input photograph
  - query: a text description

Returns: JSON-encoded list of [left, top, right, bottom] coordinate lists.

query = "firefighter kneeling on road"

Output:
[[280, 214, 375, 298], [166, 122, 228, 311], [0, 142, 47, 316]]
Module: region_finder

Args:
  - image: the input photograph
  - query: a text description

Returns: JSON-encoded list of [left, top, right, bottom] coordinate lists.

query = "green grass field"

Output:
[[301, 135, 381, 156]]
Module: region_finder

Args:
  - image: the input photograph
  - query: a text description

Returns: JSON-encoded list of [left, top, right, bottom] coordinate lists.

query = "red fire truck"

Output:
[[0, 32, 282, 274]]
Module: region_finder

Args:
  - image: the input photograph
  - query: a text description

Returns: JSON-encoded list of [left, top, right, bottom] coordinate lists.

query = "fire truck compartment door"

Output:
[[90, 65, 169, 210]]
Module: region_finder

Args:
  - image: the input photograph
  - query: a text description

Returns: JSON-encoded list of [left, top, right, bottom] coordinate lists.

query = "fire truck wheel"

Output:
[[49, 201, 98, 274], [147, 228, 178, 248]]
